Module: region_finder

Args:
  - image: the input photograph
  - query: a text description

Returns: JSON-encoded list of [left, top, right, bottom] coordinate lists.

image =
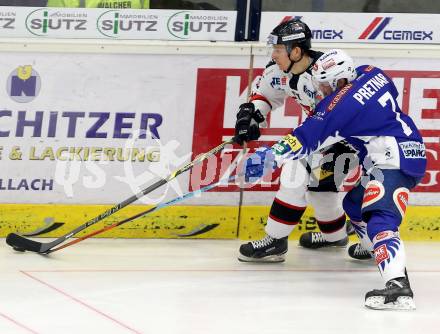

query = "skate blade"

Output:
[[365, 296, 416, 311], [300, 244, 348, 250], [299, 238, 349, 249], [237, 254, 286, 263], [348, 255, 374, 261]]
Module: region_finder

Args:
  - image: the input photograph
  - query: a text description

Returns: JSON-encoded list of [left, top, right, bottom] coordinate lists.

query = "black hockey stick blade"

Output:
[[6, 233, 43, 253], [6, 232, 64, 254]]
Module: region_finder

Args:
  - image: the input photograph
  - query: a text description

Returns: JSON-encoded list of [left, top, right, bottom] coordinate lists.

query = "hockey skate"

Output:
[[238, 235, 288, 263], [348, 243, 373, 260], [299, 232, 348, 249], [365, 276, 416, 310]]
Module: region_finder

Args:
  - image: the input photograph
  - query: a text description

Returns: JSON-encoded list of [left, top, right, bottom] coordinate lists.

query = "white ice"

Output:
[[1, 239, 439, 334]]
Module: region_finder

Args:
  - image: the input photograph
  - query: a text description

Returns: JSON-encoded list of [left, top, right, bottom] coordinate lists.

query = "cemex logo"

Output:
[[279, 15, 343, 40], [359, 17, 433, 41], [6, 65, 41, 103]]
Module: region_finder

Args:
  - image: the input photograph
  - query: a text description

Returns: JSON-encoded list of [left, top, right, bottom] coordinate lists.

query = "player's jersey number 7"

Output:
[[378, 91, 413, 136]]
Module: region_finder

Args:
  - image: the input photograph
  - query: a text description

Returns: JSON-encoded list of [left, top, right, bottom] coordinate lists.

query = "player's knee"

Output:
[[364, 211, 401, 241]]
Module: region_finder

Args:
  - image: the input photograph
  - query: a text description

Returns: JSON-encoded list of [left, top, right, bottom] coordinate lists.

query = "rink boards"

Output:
[[0, 204, 439, 241], [0, 40, 439, 241]]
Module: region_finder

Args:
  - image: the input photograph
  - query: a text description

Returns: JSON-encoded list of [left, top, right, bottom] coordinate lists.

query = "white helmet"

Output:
[[312, 49, 357, 92]]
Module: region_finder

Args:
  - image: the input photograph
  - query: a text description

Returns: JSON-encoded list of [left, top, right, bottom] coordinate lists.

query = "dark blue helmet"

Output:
[[268, 18, 312, 54]]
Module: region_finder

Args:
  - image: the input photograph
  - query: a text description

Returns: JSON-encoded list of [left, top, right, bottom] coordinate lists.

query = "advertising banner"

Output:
[[190, 55, 440, 205], [260, 12, 440, 44], [0, 52, 248, 205], [0, 7, 237, 41]]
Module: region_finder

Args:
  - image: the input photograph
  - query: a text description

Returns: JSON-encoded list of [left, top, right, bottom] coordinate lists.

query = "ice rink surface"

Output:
[[1, 239, 439, 334]]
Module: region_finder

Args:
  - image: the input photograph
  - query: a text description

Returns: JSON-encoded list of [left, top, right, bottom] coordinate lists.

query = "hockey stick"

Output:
[[48, 175, 236, 253], [6, 137, 236, 254]]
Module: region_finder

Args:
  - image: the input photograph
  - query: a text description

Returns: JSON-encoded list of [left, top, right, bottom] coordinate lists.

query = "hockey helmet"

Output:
[[267, 18, 312, 55], [312, 49, 357, 92]]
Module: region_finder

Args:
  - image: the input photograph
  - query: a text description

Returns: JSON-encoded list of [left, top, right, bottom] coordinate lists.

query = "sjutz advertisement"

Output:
[[0, 7, 236, 41]]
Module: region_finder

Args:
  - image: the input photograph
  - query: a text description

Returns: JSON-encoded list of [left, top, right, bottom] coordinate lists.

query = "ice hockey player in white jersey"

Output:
[[244, 49, 426, 310], [236, 18, 359, 262]]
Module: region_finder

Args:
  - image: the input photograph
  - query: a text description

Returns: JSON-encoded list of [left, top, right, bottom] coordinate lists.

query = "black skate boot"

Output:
[[299, 232, 348, 249], [238, 235, 288, 263], [365, 275, 416, 310], [348, 243, 373, 260]]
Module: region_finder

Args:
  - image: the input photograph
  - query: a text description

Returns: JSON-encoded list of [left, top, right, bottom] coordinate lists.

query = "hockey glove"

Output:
[[244, 146, 277, 182], [234, 103, 265, 145]]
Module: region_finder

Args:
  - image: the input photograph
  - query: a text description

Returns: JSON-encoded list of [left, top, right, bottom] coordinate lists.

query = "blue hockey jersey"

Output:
[[273, 65, 426, 177]]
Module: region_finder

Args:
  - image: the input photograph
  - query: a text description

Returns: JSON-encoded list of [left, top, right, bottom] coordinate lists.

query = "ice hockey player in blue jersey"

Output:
[[244, 49, 426, 310]]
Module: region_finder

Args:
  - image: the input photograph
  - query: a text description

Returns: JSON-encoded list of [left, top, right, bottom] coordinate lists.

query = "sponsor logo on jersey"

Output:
[[273, 134, 302, 156], [399, 141, 426, 159], [303, 85, 315, 99], [374, 244, 389, 265], [393, 187, 409, 217], [376, 231, 389, 241], [362, 180, 385, 208], [375, 231, 392, 241], [373, 230, 399, 244], [272, 142, 289, 155], [6, 65, 41, 103], [270, 77, 284, 88], [281, 134, 303, 152], [359, 17, 433, 41], [327, 83, 353, 111]]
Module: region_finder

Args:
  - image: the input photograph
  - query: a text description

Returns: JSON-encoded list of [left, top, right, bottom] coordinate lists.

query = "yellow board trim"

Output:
[[239, 206, 440, 241], [0, 204, 238, 239], [0, 204, 439, 241]]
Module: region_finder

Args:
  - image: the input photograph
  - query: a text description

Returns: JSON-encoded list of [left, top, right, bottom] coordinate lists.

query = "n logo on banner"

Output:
[[7, 65, 41, 103]]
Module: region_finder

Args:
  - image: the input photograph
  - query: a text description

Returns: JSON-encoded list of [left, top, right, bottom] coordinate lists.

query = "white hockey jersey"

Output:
[[249, 50, 324, 123]]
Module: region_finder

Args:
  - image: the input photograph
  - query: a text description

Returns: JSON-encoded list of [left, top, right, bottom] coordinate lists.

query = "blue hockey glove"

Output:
[[244, 146, 277, 182]]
